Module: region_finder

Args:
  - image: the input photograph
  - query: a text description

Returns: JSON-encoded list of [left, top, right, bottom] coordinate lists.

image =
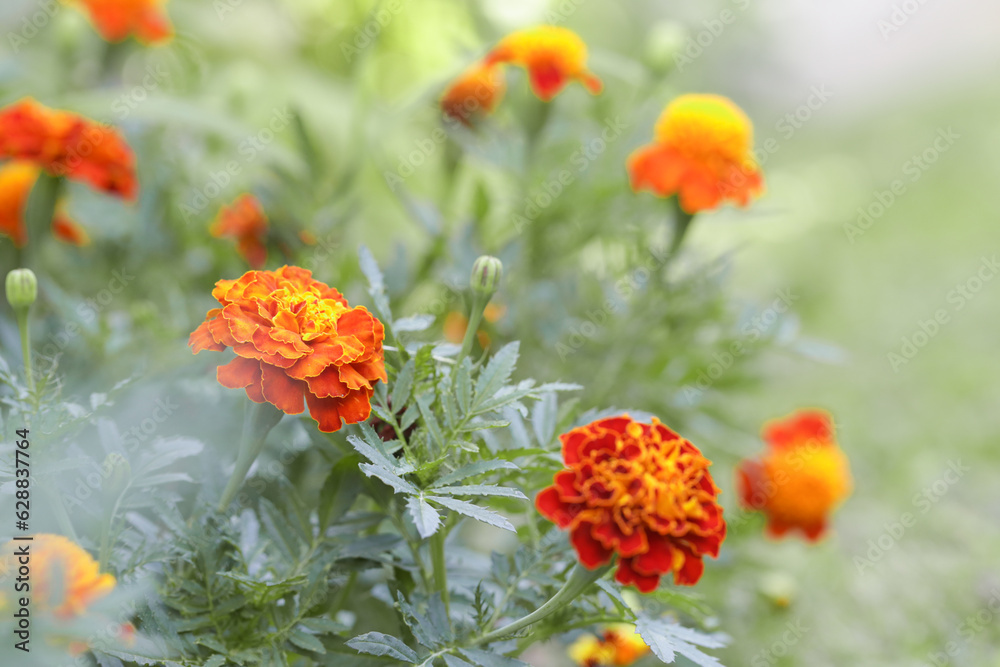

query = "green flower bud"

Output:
[[6, 269, 37, 312], [470, 255, 503, 297], [643, 21, 687, 74]]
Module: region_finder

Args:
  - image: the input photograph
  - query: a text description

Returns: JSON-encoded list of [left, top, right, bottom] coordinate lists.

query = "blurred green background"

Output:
[[1, 0, 998, 665]]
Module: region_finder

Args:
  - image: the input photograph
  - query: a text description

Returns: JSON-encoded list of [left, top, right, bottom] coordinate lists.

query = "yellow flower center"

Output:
[[655, 94, 753, 164]]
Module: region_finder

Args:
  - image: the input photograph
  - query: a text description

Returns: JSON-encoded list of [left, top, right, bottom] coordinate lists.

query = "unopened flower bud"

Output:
[[470, 255, 503, 297], [6, 269, 37, 312]]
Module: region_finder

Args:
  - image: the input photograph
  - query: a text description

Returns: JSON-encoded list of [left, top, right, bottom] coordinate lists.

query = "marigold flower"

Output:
[[570, 624, 649, 666], [536, 415, 726, 592], [0, 99, 138, 201], [441, 62, 506, 125], [210, 194, 269, 268], [736, 409, 852, 542], [485, 26, 602, 102], [0, 161, 90, 247], [189, 266, 387, 433], [628, 93, 764, 213], [62, 0, 173, 45], [0, 534, 115, 618]]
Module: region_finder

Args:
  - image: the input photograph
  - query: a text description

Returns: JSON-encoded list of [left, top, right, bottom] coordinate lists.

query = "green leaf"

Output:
[[443, 654, 475, 667], [407, 495, 442, 539], [455, 358, 473, 414], [347, 632, 418, 663], [434, 460, 519, 486], [416, 394, 446, 453], [531, 392, 558, 445], [300, 617, 349, 635], [395, 315, 435, 332], [289, 629, 327, 654], [202, 656, 226, 667], [428, 496, 515, 532], [359, 463, 419, 495], [635, 617, 727, 667], [430, 485, 526, 500], [319, 457, 363, 530], [358, 245, 385, 293], [473, 342, 520, 406], [458, 647, 530, 666], [392, 360, 416, 410]]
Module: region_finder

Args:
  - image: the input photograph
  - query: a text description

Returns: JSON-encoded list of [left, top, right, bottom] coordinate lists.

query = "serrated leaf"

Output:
[[300, 617, 349, 635], [430, 485, 526, 500], [395, 314, 435, 332], [358, 245, 385, 292], [340, 533, 403, 558], [347, 434, 396, 471], [443, 654, 475, 667], [455, 358, 473, 414], [635, 618, 727, 667], [289, 629, 327, 654], [416, 394, 446, 453], [458, 647, 530, 666], [473, 342, 519, 406], [428, 496, 514, 532], [360, 463, 419, 495], [435, 460, 518, 486], [392, 360, 416, 409], [531, 392, 557, 445], [407, 495, 442, 538], [202, 656, 226, 667], [347, 632, 418, 663]]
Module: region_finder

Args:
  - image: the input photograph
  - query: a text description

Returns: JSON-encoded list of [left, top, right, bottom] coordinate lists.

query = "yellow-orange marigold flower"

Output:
[[441, 62, 507, 125], [0, 98, 138, 201], [570, 624, 649, 666], [485, 26, 602, 102], [0, 161, 90, 247], [628, 93, 764, 213], [536, 415, 726, 592], [62, 0, 173, 45], [189, 266, 387, 433], [0, 535, 115, 618], [211, 194, 269, 268], [736, 409, 852, 542]]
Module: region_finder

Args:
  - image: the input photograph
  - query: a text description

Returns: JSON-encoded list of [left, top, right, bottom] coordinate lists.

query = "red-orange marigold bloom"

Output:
[[628, 94, 764, 213], [536, 415, 726, 592], [485, 26, 602, 102], [0, 98, 138, 201], [210, 194, 269, 268], [569, 624, 649, 667], [736, 409, 852, 542], [441, 62, 507, 125], [0, 534, 115, 618], [0, 161, 90, 247], [63, 0, 173, 45], [189, 266, 387, 433]]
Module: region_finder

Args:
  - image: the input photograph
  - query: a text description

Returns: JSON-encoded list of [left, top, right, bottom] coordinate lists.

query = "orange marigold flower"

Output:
[[485, 26, 602, 102], [628, 93, 764, 213], [536, 415, 726, 593], [441, 62, 507, 125], [189, 266, 387, 433], [736, 409, 852, 542], [0, 161, 90, 247], [569, 624, 649, 667], [0, 534, 115, 618], [211, 194, 269, 268], [62, 0, 173, 45], [0, 98, 138, 201]]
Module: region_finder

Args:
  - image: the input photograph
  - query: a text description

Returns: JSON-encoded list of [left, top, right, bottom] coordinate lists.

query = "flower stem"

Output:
[[217, 401, 284, 511], [668, 200, 697, 256], [15, 311, 33, 394], [430, 530, 450, 616], [473, 563, 611, 646], [457, 291, 488, 363]]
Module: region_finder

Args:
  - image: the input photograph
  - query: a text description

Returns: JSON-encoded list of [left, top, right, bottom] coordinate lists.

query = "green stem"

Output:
[[430, 530, 450, 616], [457, 291, 488, 364], [15, 312, 33, 394], [473, 563, 611, 646], [217, 401, 284, 510], [668, 199, 697, 256]]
